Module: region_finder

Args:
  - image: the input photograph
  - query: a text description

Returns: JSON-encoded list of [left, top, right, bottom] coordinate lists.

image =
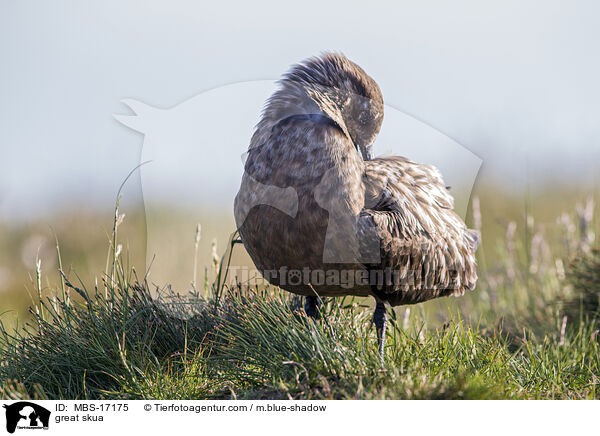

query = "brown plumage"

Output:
[[234, 53, 479, 356]]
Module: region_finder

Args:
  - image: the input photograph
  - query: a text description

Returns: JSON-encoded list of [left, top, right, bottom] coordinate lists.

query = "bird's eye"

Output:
[[359, 111, 369, 125]]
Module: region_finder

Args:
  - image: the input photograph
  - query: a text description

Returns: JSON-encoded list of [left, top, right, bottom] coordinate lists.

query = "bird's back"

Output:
[[359, 156, 479, 306]]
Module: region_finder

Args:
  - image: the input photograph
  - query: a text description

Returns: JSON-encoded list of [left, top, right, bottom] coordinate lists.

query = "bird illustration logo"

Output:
[[114, 54, 482, 356]]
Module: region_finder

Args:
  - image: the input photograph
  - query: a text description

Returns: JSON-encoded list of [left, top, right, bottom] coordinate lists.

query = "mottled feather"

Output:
[[234, 53, 479, 308], [360, 156, 479, 305]]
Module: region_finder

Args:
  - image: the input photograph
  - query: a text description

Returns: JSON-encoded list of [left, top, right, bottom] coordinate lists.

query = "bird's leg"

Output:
[[304, 295, 321, 319], [372, 300, 387, 360]]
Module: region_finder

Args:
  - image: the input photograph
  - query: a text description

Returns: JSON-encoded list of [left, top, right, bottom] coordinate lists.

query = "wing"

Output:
[[360, 156, 479, 305], [235, 113, 363, 229]]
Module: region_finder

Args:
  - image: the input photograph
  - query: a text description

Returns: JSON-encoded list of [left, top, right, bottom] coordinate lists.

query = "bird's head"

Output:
[[280, 52, 384, 160]]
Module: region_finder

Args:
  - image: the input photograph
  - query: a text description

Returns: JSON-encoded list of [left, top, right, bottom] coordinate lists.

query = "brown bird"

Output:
[[234, 53, 479, 357]]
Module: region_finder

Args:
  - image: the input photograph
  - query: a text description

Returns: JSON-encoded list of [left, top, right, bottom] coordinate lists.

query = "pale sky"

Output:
[[1, 1, 599, 220]]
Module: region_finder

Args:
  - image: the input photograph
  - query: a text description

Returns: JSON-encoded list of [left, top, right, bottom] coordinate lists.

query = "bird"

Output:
[[234, 53, 479, 358]]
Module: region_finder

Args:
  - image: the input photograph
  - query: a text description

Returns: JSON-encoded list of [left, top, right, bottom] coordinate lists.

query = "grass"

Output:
[[0, 190, 599, 400], [1, 281, 598, 400]]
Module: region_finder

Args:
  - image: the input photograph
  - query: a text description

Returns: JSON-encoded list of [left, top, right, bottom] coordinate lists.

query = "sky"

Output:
[[1, 0, 599, 221]]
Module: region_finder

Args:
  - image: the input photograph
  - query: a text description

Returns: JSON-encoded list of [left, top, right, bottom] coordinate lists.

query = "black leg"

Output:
[[372, 300, 387, 360], [304, 296, 321, 319]]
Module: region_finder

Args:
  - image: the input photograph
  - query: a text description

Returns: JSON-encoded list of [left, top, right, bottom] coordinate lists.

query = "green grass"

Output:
[[1, 279, 598, 400], [1, 189, 599, 400], [1, 264, 599, 399]]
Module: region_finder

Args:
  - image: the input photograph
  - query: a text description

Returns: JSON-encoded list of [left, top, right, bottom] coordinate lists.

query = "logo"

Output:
[[2, 402, 50, 434], [114, 81, 482, 291]]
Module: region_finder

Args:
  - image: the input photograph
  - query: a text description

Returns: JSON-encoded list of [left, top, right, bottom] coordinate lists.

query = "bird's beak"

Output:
[[360, 146, 373, 161]]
